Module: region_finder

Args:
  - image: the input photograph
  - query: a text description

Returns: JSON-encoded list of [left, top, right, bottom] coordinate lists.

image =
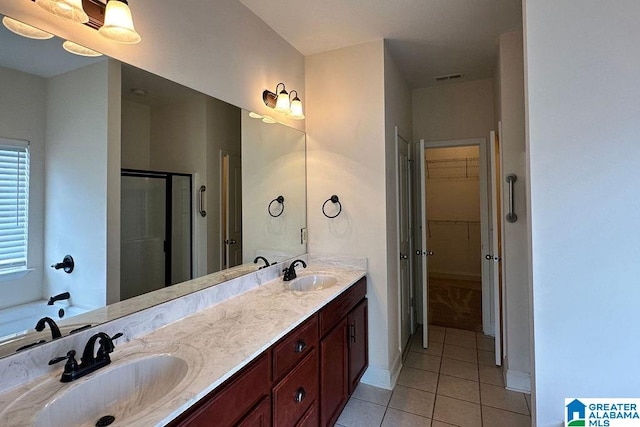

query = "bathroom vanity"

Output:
[[0, 261, 368, 427]]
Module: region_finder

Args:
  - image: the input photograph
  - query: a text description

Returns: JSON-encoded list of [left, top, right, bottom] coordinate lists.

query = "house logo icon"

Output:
[[566, 399, 587, 426]]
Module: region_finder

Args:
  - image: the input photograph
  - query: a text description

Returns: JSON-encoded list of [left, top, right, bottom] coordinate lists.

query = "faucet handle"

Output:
[[96, 333, 123, 361], [49, 350, 77, 366]]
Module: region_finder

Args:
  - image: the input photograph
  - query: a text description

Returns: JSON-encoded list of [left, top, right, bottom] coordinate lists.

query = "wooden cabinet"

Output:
[[319, 278, 368, 427], [170, 277, 367, 427]]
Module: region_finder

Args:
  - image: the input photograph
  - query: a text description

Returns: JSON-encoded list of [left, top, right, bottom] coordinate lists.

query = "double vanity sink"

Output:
[[0, 262, 366, 426]]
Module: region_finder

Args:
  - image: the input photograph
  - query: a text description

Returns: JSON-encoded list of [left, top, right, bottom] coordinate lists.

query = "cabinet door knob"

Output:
[[294, 387, 306, 403], [294, 340, 306, 353]]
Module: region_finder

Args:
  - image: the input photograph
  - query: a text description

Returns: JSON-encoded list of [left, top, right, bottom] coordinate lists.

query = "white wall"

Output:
[[524, 1, 640, 425], [497, 31, 530, 392], [0, 0, 305, 132], [306, 41, 396, 387], [44, 60, 120, 310], [0, 66, 46, 309], [121, 99, 151, 170], [413, 79, 495, 142]]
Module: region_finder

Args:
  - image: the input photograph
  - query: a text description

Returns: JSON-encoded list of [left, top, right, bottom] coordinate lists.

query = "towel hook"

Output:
[[322, 195, 342, 218], [268, 195, 285, 217]]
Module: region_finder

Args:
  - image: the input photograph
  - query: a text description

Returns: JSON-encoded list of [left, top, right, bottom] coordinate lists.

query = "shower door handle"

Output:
[[198, 185, 207, 217]]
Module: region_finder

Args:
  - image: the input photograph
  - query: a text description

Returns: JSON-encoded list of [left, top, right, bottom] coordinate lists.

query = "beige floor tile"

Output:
[[525, 393, 532, 412], [482, 405, 531, 427], [476, 336, 495, 351], [443, 344, 478, 363], [397, 367, 439, 393], [444, 332, 477, 349], [388, 385, 436, 418], [352, 383, 393, 406], [430, 325, 446, 332], [480, 383, 529, 415], [429, 329, 446, 343], [433, 395, 482, 427], [382, 408, 432, 427], [445, 327, 476, 336], [478, 365, 504, 387], [405, 352, 441, 373], [437, 374, 480, 403], [440, 358, 478, 381], [411, 340, 444, 357], [477, 349, 496, 366], [431, 421, 457, 427], [336, 397, 386, 427]]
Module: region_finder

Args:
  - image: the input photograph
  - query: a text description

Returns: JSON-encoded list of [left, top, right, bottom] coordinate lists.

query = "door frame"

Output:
[[415, 138, 495, 336]]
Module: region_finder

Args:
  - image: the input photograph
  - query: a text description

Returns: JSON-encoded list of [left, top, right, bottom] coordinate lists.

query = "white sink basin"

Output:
[[288, 275, 337, 292], [2, 354, 189, 427]]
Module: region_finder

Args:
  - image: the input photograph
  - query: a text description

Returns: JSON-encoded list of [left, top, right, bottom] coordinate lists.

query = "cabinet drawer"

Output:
[[272, 349, 319, 426], [272, 315, 318, 381], [296, 401, 318, 427], [171, 352, 271, 427], [319, 277, 366, 337]]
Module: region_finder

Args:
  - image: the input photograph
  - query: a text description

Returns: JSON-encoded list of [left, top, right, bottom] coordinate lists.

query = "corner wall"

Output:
[[524, 1, 640, 425]]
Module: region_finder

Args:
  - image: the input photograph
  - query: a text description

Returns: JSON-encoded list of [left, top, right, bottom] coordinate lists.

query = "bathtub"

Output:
[[0, 300, 89, 340]]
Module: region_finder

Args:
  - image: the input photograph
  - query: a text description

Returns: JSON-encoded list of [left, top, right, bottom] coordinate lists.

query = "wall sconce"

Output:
[[35, 0, 89, 24], [98, 0, 141, 44], [262, 83, 305, 120], [62, 40, 102, 56]]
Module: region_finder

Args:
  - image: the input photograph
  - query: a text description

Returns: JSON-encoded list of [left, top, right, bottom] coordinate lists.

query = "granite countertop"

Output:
[[0, 263, 366, 426]]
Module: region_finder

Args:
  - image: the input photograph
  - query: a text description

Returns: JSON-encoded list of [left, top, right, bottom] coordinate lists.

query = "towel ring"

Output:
[[268, 195, 285, 217], [322, 195, 342, 218]]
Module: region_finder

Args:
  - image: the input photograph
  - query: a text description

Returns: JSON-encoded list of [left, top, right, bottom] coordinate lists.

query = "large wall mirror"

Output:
[[0, 16, 306, 358]]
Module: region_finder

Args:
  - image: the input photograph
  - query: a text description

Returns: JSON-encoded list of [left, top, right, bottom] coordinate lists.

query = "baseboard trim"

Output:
[[505, 368, 531, 393], [360, 352, 402, 391]]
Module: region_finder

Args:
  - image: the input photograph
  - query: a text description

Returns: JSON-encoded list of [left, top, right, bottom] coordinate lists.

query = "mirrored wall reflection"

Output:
[[0, 15, 306, 358]]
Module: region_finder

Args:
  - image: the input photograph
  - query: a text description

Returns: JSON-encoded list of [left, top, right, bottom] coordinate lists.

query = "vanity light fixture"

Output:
[[248, 112, 277, 124], [2, 16, 54, 39], [288, 90, 305, 120], [62, 40, 102, 56], [98, 0, 141, 44], [35, 0, 89, 24], [262, 83, 305, 120]]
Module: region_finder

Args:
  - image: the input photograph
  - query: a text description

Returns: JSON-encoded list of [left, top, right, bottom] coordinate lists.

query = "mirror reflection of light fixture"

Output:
[[98, 0, 141, 44], [2, 16, 54, 39], [62, 40, 102, 57], [35, 0, 89, 24], [262, 83, 305, 120], [288, 90, 305, 120]]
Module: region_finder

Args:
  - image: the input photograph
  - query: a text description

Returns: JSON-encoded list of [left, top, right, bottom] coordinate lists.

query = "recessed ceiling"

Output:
[[237, 0, 522, 88]]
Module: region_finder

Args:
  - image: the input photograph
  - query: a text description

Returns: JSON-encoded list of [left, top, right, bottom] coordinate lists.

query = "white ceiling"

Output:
[[238, 0, 522, 88]]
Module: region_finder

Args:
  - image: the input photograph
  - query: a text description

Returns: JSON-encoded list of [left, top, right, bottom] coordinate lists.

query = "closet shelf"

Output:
[[427, 219, 480, 239], [426, 157, 479, 180]]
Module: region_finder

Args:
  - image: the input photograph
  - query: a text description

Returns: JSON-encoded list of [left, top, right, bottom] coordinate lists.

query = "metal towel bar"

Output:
[[506, 174, 517, 223]]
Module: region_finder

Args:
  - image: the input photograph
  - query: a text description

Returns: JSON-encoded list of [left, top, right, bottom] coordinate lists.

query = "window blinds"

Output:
[[0, 139, 29, 273]]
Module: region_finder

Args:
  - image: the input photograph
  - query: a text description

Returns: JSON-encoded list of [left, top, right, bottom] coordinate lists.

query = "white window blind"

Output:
[[0, 138, 29, 273]]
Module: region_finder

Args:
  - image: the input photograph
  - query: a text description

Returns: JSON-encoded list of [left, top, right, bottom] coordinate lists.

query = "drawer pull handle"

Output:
[[294, 387, 306, 403], [294, 340, 307, 353]]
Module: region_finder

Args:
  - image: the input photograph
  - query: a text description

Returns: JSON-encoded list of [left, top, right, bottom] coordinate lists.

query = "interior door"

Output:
[[225, 153, 243, 268], [397, 127, 413, 353], [488, 130, 503, 366], [415, 139, 430, 347]]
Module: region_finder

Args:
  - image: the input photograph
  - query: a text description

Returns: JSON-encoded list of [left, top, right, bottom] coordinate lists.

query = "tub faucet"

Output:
[[283, 259, 307, 281], [47, 291, 70, 305], [253, 256, 271, 269], [35, 316, 62, 340]]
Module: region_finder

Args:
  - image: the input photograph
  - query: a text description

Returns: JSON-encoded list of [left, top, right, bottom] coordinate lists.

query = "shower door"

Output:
[[120, 170, 193, 301]]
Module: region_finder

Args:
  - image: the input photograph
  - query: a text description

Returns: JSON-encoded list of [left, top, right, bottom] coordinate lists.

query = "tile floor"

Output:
[[335, 326, 531, 427]]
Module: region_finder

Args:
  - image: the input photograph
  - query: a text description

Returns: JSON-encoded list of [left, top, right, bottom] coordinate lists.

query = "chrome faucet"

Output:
[[49, 332, 122, 382], [35, 317, 62, 340], [253, 256, 271, 269], [283, 259, 307, 281]]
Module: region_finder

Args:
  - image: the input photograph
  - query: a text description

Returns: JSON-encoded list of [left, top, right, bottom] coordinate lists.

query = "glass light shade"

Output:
[[274, 90, 290, 113], [2, 17, 54, 40], [262, 116, 277, 124], [35, 0, 89, 24], [289, 98, 305, 120], [249, 112, 263, 119], [98, 0, 141, 44], [63, 40, 103, 57]]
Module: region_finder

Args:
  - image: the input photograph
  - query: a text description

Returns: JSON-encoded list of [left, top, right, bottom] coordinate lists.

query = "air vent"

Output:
[[435, 73, 463, 82]]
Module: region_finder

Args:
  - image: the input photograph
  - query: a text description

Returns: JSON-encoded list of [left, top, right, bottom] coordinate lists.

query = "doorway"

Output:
[[221, 151, 242, 269], [120, 169, 193, 300]]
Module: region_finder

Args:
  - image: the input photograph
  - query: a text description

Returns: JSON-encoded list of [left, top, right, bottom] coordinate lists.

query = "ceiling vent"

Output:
[[435, 73, 463, 82]]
